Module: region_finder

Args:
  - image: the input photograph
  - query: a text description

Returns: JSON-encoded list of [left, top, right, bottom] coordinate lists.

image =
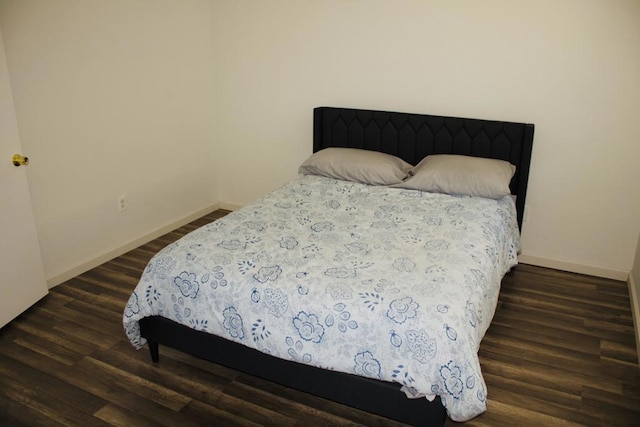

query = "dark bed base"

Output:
[[140, 316, 447, 426], [136, 107, 535, 426]]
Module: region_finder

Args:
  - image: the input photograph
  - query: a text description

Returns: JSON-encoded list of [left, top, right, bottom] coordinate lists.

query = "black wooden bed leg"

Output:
[[148, 341, 159, 363]]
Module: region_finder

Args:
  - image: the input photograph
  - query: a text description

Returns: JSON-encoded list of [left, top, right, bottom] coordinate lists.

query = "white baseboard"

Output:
[[218, 202, 241, 211], [46, 203, 220, 288], [629, 274, 640, 367], [518, 253, 630, 281]]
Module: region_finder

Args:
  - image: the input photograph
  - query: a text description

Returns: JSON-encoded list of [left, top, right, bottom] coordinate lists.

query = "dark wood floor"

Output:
[[1, 210, 639, 426]]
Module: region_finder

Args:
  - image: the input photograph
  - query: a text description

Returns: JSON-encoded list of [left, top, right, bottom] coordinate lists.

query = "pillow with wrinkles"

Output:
[[393, 154, 515, 199], [298, 147, 412, 185]]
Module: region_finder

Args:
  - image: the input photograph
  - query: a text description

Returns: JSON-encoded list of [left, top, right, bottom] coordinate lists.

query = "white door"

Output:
[[0, 29, 48, 328]]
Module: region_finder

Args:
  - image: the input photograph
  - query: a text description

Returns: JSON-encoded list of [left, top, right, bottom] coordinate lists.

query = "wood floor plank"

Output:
[[1, 210, 638, 426], [461, 398, 589, 427], [92, 403, 160, 427], [231, 374, 404, 426], [484, 383, 601, 427], [224, 377, 372, 425], [79, 356, 192, 412], [91, 341, 227, 405], [0, 372, 108, 427], [0, 395, 66, 427], [178, 399, 263, 427], [8, 314, 96, 355], [0, 353, 106, 415]]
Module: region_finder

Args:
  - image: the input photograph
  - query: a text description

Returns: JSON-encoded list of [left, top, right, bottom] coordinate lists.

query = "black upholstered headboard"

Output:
[[313, 107, 534, 229]]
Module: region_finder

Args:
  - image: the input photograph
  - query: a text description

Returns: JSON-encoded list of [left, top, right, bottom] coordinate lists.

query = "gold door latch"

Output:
[[12, 154, 29, 167]]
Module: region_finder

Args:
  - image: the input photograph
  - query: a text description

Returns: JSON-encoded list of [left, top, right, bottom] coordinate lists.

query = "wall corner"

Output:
[[630, 233, 640, 368]]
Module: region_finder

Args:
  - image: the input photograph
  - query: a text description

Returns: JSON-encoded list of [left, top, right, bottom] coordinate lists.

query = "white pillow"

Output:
[[394, 154, 515, 199], [299, 147, 412, 185]]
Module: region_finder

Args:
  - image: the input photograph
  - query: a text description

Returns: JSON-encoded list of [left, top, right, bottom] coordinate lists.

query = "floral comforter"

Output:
[[123, 174, 519, 421]]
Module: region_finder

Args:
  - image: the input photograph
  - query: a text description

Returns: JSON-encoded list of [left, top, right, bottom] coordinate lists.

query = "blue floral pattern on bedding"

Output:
[[123, 175, 520, 421]]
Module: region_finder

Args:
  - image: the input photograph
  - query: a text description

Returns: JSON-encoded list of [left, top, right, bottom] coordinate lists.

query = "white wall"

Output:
[[211, 0, 640, 279], [0, 0, 218, 285]]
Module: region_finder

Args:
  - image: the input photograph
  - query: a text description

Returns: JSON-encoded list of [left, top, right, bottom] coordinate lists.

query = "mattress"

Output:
[[123, 174, 520, 421]]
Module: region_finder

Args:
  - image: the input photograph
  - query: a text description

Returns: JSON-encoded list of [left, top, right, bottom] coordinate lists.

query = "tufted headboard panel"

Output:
[[313, 107, 534, 229]]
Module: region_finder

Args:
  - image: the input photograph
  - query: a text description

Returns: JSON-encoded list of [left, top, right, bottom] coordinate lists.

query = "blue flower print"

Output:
[[250, 288, 260, 303], [222, 307, 245, 339], [437, 305, 449, 313], [263, 287, 288, 317], [354, 351, 381, 379], [286, 336, 312, 363], [486, 245, 499, 265], [144, 285, 161, 306], [445, 203, 464, 215], [445, 324, 457, 341], [399, 190, 422, 198], [477, 384, 486, 402], [279, 237, 298, 250], [173, 271, 199, 298], [293, 311, 324, 343], [325, 200, 340, 209], [425, 216, 442, 226], [152, 256, 176, 279], [440, 361, 464, 400], [237, 259, 255, 275], [311, 221, 334, 232], [451, 219, 467, 231], [392, 364, 416, 388], [464, 269, 485, 289], [425, 239, 449, 251], [344, 242, 369, 255], [390, 330, 402, 347], [324, 303, 357, 332], [302, 244, 320, 259], [324, 267, 356, 279], [217, 239, 247, 251], [275, 201, 293, 209], [326, 282, 353, 300], [251, 319, 271, 342], [466, 301, 479, 328], [292, 186, 311, 196], [466, 375, 476, 390], [406, 329, 437, 363], [425, 265, 446, 283], [393, 257, 416, 273], [253, 265, 282, 283], [371, 279, 400, 294], [244, 221, 266, 231], [210, 266, 227, 289], [171, 293, 191, 322], [387, 297, 419, 324], [360, 292, 383, 311], [124, 292, 140, 318], [189, 318, 208, 331]]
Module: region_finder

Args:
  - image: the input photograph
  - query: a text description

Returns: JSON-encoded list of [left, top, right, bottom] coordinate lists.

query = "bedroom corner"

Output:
[[630, 232, 640, 367], [0, 0, 219, 287]]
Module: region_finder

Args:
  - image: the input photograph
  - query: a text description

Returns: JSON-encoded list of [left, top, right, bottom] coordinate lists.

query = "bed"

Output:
[[123, 106, 534, 426]]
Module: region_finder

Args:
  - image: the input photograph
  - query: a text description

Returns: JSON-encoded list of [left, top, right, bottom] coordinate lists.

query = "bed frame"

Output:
[[139, 107, 534, 426]]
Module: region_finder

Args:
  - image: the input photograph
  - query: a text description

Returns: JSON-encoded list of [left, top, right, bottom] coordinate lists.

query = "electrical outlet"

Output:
[[118, 195, 127, 212]]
